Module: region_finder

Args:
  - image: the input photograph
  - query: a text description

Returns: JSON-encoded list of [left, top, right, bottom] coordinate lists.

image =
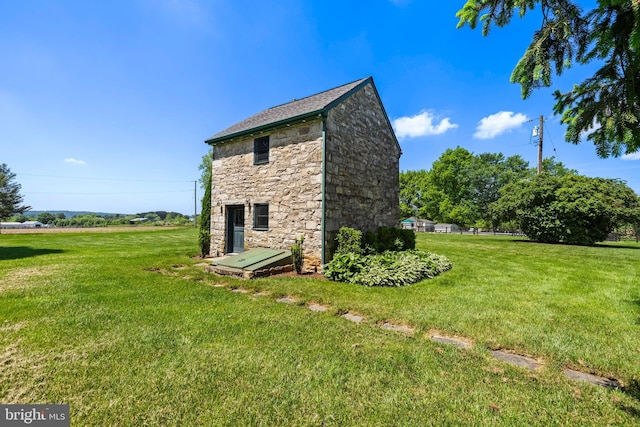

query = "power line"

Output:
[[16, 173, 194, 183], [545, 120, 561, 162]]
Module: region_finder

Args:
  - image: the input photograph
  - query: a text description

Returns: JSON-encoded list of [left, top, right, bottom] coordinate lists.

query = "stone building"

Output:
[[205, 77, 401, 269]]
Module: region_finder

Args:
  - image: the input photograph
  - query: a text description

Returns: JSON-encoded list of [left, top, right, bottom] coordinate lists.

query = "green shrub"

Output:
[[324, 250, 451, 287], [198, 167, 212, 256], [323, 252, 364, 282], [326, 225, 438, 286], [364, 226, 416, 253], [198, 229, 210, 258], [335, 227, 364, 255], [491, 174, 640, 245], [334, 226, 417, 255], [291, 235, 304, 274]]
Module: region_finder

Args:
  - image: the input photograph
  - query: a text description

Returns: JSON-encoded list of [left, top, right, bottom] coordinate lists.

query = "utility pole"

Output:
[[537, 115, 544, 175], [194, 180, 197, 228]]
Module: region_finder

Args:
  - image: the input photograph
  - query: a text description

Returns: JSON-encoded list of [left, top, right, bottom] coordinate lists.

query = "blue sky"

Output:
[[2, 0, 638, 215]]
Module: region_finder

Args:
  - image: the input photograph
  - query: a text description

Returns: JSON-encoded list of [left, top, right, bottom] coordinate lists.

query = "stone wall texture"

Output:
[[210, 121, 324, 267], [323, 82, 401, 260], [209, 81, 400, 268]]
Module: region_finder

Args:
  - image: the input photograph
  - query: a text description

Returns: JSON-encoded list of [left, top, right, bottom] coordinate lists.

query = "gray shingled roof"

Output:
[[206, 77, 371, 144]]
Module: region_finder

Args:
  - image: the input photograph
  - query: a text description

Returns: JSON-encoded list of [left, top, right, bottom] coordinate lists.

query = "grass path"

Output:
[[1, 228, 639, 425]]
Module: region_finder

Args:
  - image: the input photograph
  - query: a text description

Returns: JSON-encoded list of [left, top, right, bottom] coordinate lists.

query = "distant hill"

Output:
[[25, 210, 192, 219], [26, 210, 127, 218]]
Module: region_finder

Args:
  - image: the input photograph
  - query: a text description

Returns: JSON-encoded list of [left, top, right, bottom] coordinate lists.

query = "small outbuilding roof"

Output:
[[205, 77, 372, 144], [402, 217, 435, 224]]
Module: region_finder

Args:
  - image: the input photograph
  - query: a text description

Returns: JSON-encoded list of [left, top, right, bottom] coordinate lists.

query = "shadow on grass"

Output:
[[594, 243, 640, 250], [620, 379, 640, 418], [0, 246, 65, 260]]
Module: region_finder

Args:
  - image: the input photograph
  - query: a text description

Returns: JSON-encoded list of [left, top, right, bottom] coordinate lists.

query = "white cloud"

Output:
[[393, 111, 458, 139], [622, 152, 640, 160], [474, 111, 529, 139], [64, 158, 86, 165]]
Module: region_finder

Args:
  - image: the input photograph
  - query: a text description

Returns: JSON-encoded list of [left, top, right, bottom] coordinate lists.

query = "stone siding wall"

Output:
[[209, 121, 324, 268], [323, 82, 401, 260]]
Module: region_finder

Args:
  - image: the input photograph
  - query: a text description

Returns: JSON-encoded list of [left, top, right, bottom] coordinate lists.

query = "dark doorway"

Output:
[[226, 205, 245, 253]]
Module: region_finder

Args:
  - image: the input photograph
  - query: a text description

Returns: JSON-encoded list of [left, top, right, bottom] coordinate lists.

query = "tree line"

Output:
[[401, 147, 640, 243], [3, 211, 193, 227]]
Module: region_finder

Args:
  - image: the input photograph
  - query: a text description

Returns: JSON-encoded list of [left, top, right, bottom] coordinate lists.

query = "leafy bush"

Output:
[[291, 235, 304, 274], [325, 226, 441, 287], [335, 227, 364, 255], [198, 229, 210, 258], [335, 226, 416, 255], [323, 252, 364, 282], [492, 174, 640, 245], [364, 226, 415, 253], [324, 250, 451, 287]]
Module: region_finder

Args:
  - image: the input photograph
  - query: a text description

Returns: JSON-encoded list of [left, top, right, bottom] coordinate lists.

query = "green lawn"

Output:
[[1, 228, 638, 425]]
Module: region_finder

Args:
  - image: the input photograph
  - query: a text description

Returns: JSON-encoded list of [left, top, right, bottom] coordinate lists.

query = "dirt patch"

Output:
[[1, 265, 62, 293], [0, 342, 47, 404], [0, 322, 26, 332], [0, 337, 117, 404]]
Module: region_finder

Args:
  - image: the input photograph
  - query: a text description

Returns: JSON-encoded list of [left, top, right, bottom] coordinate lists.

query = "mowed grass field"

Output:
[[0, 228, 638, 425]]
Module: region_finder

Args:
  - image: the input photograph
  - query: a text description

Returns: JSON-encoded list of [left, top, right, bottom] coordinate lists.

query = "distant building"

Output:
[[129, 218, 150, 225], [401, 217, 435, 232], [0, 221, 44, 229], [434, 223, 459, 233]]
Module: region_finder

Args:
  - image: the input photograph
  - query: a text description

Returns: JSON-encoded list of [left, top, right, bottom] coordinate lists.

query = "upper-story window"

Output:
[[254, 136, 269, 164]]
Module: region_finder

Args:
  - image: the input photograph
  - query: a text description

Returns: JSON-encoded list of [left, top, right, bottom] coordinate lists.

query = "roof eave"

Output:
[[205, 110, 327, 145]]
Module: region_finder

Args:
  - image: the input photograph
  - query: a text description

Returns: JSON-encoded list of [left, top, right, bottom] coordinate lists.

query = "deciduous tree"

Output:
[[37, 212, 56, 224], [399, 169, 431, 218], [400, 148, 532, 227], [538, 156, 578, 176]]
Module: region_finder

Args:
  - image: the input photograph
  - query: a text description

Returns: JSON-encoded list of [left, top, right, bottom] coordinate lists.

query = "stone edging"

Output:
[[207, 280, 623, 390]]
